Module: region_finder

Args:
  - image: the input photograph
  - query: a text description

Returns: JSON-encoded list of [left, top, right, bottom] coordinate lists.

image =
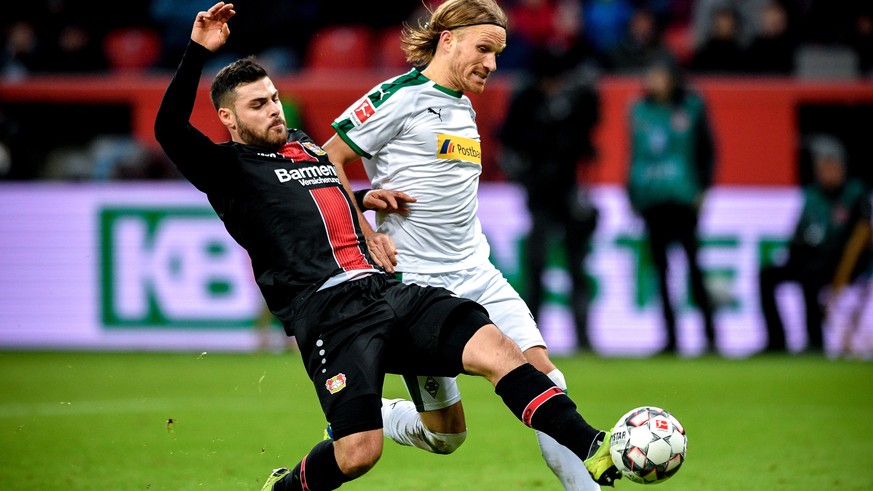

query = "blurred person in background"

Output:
[[691, 0, 768, 50], [1, 20, 43, 78], [850, 10, 873, 76], [1, 0, 117, 76], [608, 6, 671, 74], [626, 54, 718, 355], [501, 0, 601, 72], [746, 0, 796, 75], [581, 0, 635, 66], [689, 6, 746, 74], [758, 135, 872, 354], [498, 47, 600, 354]]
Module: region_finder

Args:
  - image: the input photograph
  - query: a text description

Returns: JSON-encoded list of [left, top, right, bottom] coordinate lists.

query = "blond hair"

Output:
[[401, 0, 508, 67]]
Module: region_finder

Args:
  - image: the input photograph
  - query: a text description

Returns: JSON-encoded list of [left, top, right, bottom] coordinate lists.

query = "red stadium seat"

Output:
[[663, 24, 693, 65], [103, 27, 161, 72], [305, 25, 373, 71]]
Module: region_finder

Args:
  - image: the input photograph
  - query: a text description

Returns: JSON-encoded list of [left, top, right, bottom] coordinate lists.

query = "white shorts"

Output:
[[399, 262, 546, 411]]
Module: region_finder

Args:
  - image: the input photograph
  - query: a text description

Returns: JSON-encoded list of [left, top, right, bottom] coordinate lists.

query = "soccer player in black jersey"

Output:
[[154, 3, 621, 490]]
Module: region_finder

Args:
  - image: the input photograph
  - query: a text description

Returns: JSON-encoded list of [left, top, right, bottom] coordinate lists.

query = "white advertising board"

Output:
[[1, 182, 867, 356]]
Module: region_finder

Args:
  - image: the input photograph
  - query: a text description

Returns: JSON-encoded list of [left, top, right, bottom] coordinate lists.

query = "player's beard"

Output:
[[238, 117, 287, 150]]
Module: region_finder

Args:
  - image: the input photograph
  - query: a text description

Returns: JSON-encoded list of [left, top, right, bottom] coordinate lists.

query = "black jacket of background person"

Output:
[[787, 178, 872, 280], [154, 42, 379, 330], [498, 71, 599, 216]]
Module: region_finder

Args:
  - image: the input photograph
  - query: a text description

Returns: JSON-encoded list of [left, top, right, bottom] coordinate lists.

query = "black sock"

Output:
[[495, 363, 600, 460], [272, 440, 350, 491]]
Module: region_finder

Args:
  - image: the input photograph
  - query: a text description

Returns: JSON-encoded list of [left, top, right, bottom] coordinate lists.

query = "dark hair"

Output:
[[645, 52, 688, 104], [210, 56, 269, 110]]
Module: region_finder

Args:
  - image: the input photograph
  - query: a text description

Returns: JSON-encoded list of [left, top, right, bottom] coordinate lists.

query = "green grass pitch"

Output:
[[1, 350, 871, 490]]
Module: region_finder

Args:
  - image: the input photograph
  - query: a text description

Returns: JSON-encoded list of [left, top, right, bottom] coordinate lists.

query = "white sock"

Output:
[[536, 370, 601, 490], [381, 398, 467, 455]]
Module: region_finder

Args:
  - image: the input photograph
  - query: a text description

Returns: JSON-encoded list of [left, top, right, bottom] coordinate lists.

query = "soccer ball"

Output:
[[609, 406, 687, 484]]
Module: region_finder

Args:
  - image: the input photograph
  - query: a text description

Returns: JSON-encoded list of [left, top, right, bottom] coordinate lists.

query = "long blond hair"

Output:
[[401, 0, 508, 67]]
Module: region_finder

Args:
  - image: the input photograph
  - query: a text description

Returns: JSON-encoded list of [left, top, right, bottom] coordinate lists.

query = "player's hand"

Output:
[[363, 189, 416, 215], [366, 232, 399, 274], [191, 2, 236, 52]]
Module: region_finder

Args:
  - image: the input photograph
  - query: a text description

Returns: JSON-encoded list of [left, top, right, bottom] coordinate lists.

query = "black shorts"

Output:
[[288, 274, 491, 439]]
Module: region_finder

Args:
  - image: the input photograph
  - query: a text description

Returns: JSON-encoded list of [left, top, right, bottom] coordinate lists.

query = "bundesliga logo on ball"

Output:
[[609, 406, 687, 484]]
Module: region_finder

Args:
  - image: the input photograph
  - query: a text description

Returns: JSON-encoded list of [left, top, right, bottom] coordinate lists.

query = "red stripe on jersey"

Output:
[[310, 186, 371, 272], [278, 141, 318, 162], [522, 386, 565, 427], [300, 453, 310, 491]]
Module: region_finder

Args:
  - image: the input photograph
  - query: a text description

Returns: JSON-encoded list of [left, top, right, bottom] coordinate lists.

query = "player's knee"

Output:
[[337, 447, 381, 478], [426, 430, 467, 455], [343, 453, 380, 478]]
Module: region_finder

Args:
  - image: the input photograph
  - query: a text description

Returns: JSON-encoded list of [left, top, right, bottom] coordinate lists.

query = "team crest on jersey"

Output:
[[436, 133, 481, 165], [326, 373, 347, 394], [301, 141, 327, 156], [351, 99, 376, 127]]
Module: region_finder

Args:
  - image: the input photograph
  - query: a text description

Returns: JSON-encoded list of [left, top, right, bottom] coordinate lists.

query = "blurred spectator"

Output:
[[151, 0, 318, 74], [689, 7, 747, 74], [498, 48, 600, 352], [758, 135, 872, 354], [500, 0, 560, 70], [2, 1, 107, 76], [691, 0, 768, 49], [746, 1, 796, 75], [796, 0, 857, 46], [608, 6, 672, 74], [509, 0, 561, 50], [625, 54, 718, 355], [1, 21, 42, 79], [150, 0, 206, 70], [850, 12, 873, 76], [501, 0, 600, 72], [581, 0, 635, 62]]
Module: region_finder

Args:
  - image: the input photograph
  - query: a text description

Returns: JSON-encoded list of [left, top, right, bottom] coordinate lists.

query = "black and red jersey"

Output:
[[155, 42, 379, 326]]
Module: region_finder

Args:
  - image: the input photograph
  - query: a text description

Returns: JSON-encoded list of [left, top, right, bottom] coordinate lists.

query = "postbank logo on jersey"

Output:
[[436, 133, 481, 165]]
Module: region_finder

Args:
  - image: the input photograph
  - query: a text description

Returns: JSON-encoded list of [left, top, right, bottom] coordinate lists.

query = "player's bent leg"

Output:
[[461, 323, 527, 383], [381, 397, 467, 454], [263, 431, 383, 491], [522, 345, 558, 374], [535, 365, 602, 490], [418, 400, 466, 434], [461, 325, 620, 486], [522, 347, 601, 489]]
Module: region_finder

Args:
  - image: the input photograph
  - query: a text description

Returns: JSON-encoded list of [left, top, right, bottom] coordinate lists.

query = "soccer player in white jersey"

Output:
[[323, 1, 601, 489]]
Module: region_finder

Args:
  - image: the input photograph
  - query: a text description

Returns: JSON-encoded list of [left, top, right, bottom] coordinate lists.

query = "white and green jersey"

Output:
[[332, 68, 490, 273]]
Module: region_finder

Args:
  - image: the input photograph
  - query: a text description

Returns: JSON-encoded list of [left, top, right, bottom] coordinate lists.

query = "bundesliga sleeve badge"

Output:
[[351, 99, 376, 127]]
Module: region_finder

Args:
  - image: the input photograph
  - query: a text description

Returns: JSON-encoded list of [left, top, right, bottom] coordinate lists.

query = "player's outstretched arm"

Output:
[[154, 2, 237, 193], [191, 2, 236, 52]]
